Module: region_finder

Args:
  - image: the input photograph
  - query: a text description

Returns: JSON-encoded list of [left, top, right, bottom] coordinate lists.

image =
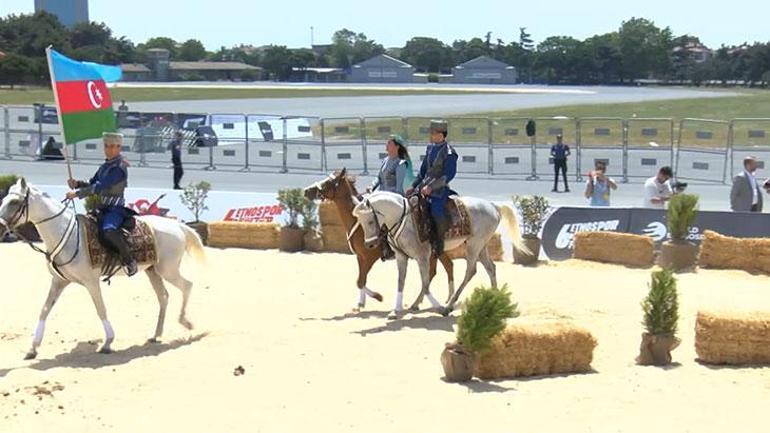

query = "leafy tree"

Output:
[[178, 39, 207, 61], [667, 193, 698, 241], [328, 28, 384, 68], [180, 181, 211, 223], [641, 269, 679, 336], [401, 37, 453, 72], [262, 45, 293, 80], [0, 53, 39, 87], [618, 17, 673, 81], [141, 36, 178, 59]]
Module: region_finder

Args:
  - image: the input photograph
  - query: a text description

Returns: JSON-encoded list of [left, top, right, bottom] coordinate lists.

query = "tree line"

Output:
[[1, 11, 769, 86]]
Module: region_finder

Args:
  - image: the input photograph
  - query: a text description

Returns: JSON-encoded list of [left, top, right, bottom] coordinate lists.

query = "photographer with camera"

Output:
[[584, 160, 617, 206], [643, 166, 675, 209]]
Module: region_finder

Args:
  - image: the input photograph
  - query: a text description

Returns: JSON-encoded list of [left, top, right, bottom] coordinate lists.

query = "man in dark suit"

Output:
[[730, 156, 763, 212]]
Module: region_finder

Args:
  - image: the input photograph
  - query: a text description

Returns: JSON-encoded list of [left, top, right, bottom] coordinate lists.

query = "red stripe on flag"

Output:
[[55, 80, 113, 114]]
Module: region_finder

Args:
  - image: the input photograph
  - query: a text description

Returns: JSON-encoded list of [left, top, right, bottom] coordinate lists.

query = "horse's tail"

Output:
[[496, 204, 531, 256], [180, 223, 206, 263]]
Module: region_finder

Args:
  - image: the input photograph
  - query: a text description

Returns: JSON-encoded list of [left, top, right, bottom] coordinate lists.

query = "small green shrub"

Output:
[[513, 195, 550, 237], [641, 268, 679, 336], [0, 174, 19, 196], [457, 284, 519, 354], [301, 198, 318, 232], [277, 188, 305, 229], [667, 193, 698, 241], [180, 181, 211, 222]]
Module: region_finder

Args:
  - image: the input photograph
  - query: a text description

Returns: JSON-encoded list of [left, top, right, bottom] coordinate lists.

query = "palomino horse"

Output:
[[0, 179, 205, 359], [304, 169, 455, 314], [353, 191, 529, 317]]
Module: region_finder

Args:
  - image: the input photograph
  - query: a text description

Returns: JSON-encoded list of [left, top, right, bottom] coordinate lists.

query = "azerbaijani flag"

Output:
[[46, 47, 122, 144]]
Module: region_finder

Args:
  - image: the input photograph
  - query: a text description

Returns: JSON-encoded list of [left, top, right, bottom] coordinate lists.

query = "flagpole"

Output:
[[45, 46, 73, 182]]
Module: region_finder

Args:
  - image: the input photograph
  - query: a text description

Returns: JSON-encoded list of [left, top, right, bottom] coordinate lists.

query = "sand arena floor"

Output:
[[0, 243, 769, 433]]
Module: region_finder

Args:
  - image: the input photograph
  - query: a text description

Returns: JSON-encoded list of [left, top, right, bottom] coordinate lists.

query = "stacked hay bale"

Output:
[[446, 233, 504, 261], [573, 231, 654, 267], [207, 222, 280, 249], [319, 202, 352, 254], [699, 230, 770, 273], [474, 321, 597, 379], [695, 311, 770, 365]]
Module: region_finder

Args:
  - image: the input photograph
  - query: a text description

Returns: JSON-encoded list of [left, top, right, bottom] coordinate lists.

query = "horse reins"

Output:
[[1, 190, 81, 281]]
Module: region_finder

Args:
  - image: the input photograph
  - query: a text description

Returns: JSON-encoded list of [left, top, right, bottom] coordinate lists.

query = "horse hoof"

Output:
[[408, 305, 420, 312], [98, 347, 112, 354], [387, 310, 403, 320], [440, 307, 452, 317], [351, 307, 362, 313], [24, 350, 37, 360], [179, 318, 194, 330], [147, 337, 160, 344], [372, 292, 383, 302]]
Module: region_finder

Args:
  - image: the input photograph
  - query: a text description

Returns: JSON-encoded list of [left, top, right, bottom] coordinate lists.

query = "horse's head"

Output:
[[304, 168, 354, 201], [352, 197, 381, 250], [0, 177, 32, 236]]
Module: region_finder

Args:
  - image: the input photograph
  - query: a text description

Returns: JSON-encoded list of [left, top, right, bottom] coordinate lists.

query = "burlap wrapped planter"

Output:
[[474, 321, 597, 379], [207, 222, 280, 249], [695, 310, 770, 365], [573, 231, 654, 267], [446, 232, 504, 262], [699, 230, 770, 273]]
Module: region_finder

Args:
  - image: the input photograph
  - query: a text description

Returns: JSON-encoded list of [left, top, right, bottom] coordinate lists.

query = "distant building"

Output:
[[120, 49, 263, 82], [35, 0, 89, 28], [452, 56, 517, 84], [350, 54, 415, 83], [289, 67, 346, 83], [672, 41, 713, 63]]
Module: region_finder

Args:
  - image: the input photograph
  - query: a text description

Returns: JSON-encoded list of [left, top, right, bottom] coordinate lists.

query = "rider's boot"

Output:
[[103, 229, 138, 276], [431, 216, 449, 258]]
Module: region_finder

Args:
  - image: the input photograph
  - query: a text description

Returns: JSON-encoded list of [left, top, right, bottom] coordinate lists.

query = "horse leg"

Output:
[[25, 277, 69, 360], [388, 252, 408, 320], [438, 253, 455, 304], [145, 267, 169, 342], [354, 254, 380, 312], [478, 246, 497, 289], [84, 281, 115, 354], [442, 243, 483, 316], [417, 256, 443, 312], [159, 268, 194, 330]]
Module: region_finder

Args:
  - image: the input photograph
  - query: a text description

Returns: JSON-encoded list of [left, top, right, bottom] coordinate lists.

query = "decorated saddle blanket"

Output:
[[79, 214, 158, 269], [412, 195, 472, 243]]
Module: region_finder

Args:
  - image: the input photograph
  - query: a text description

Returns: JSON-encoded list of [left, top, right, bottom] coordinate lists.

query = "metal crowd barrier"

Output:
[[2, 104, 768, 184]]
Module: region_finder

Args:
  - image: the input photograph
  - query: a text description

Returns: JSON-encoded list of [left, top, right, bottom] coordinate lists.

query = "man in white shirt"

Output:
[[643, 166, 674, 209], [730, 156, 763, 212]]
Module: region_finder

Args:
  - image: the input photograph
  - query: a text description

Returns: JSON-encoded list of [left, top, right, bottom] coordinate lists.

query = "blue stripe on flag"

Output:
[[50, 49, 122, 83]]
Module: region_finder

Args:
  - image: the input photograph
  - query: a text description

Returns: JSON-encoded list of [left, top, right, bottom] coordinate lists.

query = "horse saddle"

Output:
[[79, 214, 158, 271], [411, 195, 472, 243]]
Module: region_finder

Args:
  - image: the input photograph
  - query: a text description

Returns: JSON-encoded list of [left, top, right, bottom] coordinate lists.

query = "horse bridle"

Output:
[[0, 189, 81, 280]]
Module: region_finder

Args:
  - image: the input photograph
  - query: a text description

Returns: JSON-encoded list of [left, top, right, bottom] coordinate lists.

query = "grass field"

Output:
[[0, 86, 503, 105]]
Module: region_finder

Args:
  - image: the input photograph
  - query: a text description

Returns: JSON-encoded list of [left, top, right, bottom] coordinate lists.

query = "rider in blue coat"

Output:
[[66, 132, 138, 276], [406, 120, 458, 257]]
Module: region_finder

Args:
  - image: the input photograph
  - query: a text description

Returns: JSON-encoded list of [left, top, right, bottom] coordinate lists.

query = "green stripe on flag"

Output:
[[61, 109, 116, 144]]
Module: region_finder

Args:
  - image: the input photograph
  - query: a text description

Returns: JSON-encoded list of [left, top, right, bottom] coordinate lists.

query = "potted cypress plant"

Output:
[[277, 188, 306, 252], [660, 193, 699, 271], [512, 195, 549, 265], [637, 268, 680, 366], [441, 284, 519, 382], [301, 198, 324, 252], [180, 181, 211, 245]]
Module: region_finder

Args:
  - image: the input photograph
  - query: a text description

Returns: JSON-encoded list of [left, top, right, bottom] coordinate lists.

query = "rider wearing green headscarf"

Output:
[[367, 134, 415, 196]]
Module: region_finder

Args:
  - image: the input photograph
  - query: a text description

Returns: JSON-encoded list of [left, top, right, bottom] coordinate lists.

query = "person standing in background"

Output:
[[643, 166, 674, 208], [730, 156, 763, 212], [551, 134, 570, 192], [169, 131, 184, 190], [584, 160, 616, 206]]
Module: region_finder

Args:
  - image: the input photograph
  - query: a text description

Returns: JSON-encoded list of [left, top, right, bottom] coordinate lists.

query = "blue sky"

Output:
[[2, 0, 768, 50]]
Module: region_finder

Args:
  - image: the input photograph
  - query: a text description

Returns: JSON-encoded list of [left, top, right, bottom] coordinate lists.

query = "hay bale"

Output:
[[319, 202, 341, 227], [207, 222, 280, 249], [321, 225, 353, 254], [699, 230, 770, 273], [573, 231, 654, 267], [475, 321, 597, 379], [446, 233, 503, 261], [695, 310, 770, 365]]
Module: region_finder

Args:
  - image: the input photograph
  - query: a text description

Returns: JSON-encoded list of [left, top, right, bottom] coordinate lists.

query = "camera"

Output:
[[673, 181, 688, 192]]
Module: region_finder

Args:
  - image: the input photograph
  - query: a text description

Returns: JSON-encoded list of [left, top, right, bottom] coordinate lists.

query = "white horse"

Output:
[[0, 179, 205, 359], [352, 191, 528, 318]]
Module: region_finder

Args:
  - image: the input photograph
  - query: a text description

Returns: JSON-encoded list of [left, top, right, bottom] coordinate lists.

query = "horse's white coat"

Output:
[[0, 179, 205, 359]]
